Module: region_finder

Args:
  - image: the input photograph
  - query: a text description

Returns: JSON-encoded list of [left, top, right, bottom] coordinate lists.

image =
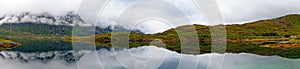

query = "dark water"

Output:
[[8, 39, 107, 52], [11, 40, 73, 52]]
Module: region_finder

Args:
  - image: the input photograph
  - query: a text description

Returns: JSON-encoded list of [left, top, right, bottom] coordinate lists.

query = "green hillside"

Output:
[[97, 14, 300, 41], [225, 14, 300, 39], [158, 14, 300, 40], [0, 38, 12, 43]]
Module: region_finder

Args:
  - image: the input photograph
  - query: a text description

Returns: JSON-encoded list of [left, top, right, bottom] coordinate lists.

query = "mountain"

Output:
[[0, 12, 86, 26], [0, 12, 144, 52], [0, 12, 143, 36], [0, 51, 82, 63], [96, 14, 300, 41]]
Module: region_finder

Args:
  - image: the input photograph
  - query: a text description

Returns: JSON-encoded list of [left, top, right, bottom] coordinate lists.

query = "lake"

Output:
[[0, 46, 299, 69]]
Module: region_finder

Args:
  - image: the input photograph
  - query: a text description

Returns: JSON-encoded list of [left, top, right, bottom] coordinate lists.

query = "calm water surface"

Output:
[[0, 46, 299, 69]]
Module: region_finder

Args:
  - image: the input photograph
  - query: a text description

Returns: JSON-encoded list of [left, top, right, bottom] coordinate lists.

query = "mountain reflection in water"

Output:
[[0, 46, 300, 69]]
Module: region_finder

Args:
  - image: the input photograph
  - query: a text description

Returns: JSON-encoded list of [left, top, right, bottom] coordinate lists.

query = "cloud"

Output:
[[0, 0, 81, 16], [215, 0, 300, 24], [97, 0, 300, 34], [98, 0, 205, 34], [1, 0, 300, 34]]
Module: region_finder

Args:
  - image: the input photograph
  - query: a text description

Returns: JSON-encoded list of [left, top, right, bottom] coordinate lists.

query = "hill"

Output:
[[96, 14, 300, 42], [158, 14, 300, 40]]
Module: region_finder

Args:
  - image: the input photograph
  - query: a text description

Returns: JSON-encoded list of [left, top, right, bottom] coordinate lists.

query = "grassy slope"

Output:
[[97, 14, 300, 42], [97, 14, 300, 41], [0, 23, 73, 36], [162, 14, 300, 40], [225, 14, 300, 39], [0, 38, 12, 43]]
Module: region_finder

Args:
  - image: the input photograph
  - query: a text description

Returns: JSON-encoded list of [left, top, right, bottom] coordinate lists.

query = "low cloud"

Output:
[[0, 0, 81, 16], [216, 0, 300, 24]]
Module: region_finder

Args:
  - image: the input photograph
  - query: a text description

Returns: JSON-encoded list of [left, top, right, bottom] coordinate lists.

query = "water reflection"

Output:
[[0, 46, 299, 69]]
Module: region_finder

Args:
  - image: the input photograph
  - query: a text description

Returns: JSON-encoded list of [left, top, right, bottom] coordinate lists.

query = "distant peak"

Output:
[[0, 12, 88, 26]]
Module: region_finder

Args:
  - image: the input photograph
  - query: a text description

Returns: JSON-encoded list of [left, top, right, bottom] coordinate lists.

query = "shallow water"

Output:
[[0, 46, 299, 69]]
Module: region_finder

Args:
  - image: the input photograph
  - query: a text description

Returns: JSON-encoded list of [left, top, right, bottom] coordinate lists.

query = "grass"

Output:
[[0, 38, 13, 43]]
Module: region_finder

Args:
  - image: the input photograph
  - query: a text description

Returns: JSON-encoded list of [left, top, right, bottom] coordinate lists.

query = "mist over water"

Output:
[[0, 46, 299, 69]]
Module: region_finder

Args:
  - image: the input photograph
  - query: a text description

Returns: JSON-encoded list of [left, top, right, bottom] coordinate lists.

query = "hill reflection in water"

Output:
[[0, 46, 300, 69]]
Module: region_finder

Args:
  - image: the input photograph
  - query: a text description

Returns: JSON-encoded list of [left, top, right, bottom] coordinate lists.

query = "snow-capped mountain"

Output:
[[0, 12, 143, 34], [0, 51, 82, 63], [0, 12, 88, 26]]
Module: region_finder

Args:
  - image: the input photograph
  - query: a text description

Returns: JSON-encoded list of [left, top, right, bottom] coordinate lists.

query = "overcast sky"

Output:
[[1, 0, 300, 34]]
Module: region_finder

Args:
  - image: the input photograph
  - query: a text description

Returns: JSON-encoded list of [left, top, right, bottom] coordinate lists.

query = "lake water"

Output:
[[0, 46, 299, 69]]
